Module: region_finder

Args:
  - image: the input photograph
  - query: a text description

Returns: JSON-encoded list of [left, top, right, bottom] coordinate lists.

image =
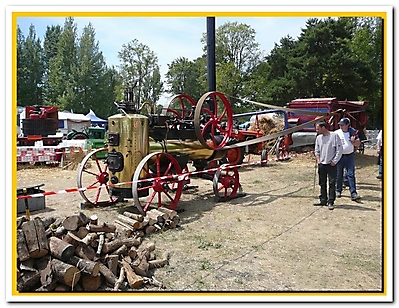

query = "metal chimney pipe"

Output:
[[206, 17, 216, 92]]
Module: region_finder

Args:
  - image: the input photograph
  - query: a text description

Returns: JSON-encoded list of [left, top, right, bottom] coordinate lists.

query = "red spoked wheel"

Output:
[[194, 91, 233, 150], [163, 93, 196, 120], [213, 164, 240, 201], [132, 152, 184, 215], [77, 148, 118, 205], [276, 136, 290, 161]]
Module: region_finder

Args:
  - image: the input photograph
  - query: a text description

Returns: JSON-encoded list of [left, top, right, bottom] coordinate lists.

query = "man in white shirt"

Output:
[[335, 117, 361, 201]]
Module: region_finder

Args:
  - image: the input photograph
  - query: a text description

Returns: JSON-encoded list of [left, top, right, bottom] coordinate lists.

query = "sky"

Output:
[[16, 16, 309, 84]]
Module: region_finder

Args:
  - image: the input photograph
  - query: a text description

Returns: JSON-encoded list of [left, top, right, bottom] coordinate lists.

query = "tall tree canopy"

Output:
[[118, 39, 163, 109]]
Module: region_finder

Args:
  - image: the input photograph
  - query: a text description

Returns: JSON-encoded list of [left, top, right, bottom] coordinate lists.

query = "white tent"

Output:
[[58, 111, 91, 135]]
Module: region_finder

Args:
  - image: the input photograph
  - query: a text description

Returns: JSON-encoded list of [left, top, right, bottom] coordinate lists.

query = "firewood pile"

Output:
[[248, 115, 285, 149], [17, 208, 180, 292]]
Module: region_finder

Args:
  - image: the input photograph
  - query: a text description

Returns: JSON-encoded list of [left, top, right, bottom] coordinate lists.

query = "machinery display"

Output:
[[75, 89, 343, 215], [77, 90, 242, 215]]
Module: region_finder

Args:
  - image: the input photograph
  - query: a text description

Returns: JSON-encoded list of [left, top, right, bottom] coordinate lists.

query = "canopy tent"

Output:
[[85, 109, 108, 128]]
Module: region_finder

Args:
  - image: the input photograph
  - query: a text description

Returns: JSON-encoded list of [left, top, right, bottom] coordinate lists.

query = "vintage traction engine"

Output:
[[77, 90, 245, 215]]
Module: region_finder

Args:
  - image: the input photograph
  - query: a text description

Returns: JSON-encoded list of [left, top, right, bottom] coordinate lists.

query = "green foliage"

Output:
[[16, 17, 383, 128], [118, 39, 163, 110]]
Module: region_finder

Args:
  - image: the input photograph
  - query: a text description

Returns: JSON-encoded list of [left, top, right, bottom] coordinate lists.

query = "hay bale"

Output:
[[248, 115, 285, 149]]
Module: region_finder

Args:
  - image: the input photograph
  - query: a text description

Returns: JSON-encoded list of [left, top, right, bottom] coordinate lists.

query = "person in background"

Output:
[[314, 121, 343, 210], [335, 117, 361, 201], [376, 130, 383, 179]]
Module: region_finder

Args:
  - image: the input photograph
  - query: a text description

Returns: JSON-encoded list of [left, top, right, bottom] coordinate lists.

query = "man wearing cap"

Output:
[[335, 117, 361, 201]]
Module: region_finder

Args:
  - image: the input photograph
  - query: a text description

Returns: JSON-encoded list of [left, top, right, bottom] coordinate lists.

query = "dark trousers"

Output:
[[318, 164, 337, 204]]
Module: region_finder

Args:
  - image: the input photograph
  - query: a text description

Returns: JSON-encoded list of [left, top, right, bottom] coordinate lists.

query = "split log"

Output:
[[122, 211, 144, 222], [120, 259, 143, 289], [68, 256, 100, 277], [148, 259, 169, 269], [21, 218, 49, 258], [156, 207, 178, 219], [102, 237, 141, 254], [113, 267, 125, 291], [87, 222, 116, 233], [80, 232, 98, 246], [48, 236, 75, 262], [113, 244, 128, 256], [106, 255, 119, 276], [17, 270, 40, 291], [96, 233, 105, 256], [98, 263, 117, 286], [115, 219, 135, 233], [117, 214, 142, 229], [147, 209, 168, 220], [17, 216, 29, 229], [17, 229, 30, 262], [76, 226, 89, 239], [80, 273, 103, 291], [62, 213, 88, 231], [51, 259, 81, 287], [62, 232, 80, 248], [132, 256, 149, 277], [75, 243, 98, 261], [35, 256, 53, 287]]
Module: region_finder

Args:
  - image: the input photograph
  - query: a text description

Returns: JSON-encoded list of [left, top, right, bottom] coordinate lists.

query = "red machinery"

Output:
[[18, 105, 63, 146]]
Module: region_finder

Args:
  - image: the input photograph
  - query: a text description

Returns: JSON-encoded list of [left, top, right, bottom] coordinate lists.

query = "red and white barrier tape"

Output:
[[17, 151, 315, 200]]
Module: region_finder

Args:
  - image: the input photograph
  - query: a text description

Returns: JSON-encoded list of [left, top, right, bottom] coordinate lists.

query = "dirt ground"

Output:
[[15, 147, 384, 296]]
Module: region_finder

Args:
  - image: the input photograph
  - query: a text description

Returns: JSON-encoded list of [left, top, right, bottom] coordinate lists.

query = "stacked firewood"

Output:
[[16, 208, 180, 292]]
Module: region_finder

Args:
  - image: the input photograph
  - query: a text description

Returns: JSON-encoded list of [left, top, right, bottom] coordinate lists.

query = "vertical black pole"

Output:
[[207, 17, 216, 92]]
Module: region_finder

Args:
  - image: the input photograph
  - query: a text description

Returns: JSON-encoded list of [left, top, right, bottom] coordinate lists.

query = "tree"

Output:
[[165, 56, 205, 101], [118, 39, 163, 109], [43, 17, 78, 110], [16, 25, 44, 106], [201, 21, 263, 112]]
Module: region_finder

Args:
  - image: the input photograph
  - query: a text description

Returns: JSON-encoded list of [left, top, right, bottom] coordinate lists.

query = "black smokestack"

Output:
[[207, 17, 216, 92]]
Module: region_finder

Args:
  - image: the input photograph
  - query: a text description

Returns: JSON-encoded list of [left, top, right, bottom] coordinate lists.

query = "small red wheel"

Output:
[[194, 91, 233, 150], [163, 93, 196, 120], [77, 148, 118, 205], [213, 164, 240, 201], [225, 147, 245, 165], [132, 152, 184, 215]]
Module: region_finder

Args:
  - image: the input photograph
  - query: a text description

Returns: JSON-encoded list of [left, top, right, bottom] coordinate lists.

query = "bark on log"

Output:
[[148, 259, 169, 269], [17, 271, 41, 291], [81, 233, 98, 246], [113, 267, 125, 291], [122, 211, 144, 222], [106, 255, 119, 276], [102, 237, 141, 254], [117, 214, 141, 229], [41, 217, 57, 229], [48, 236, 75, 262], [17, 229, 30, 262], [51, 259, 81, 287], [147, 209, 168, 220], [75, 243, 98, 261], [96, 233, 105, 256], [21, 218, 49, 258], [156, 207, 177, 219], [113, 244, 128, 256], [68, 255, 100, 277], [62, 213, 88, 231], [87, 222, 116, 233], [98, 263, 117, 286], [80, 273, 103, 291], [120, 259, 143, 289]]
